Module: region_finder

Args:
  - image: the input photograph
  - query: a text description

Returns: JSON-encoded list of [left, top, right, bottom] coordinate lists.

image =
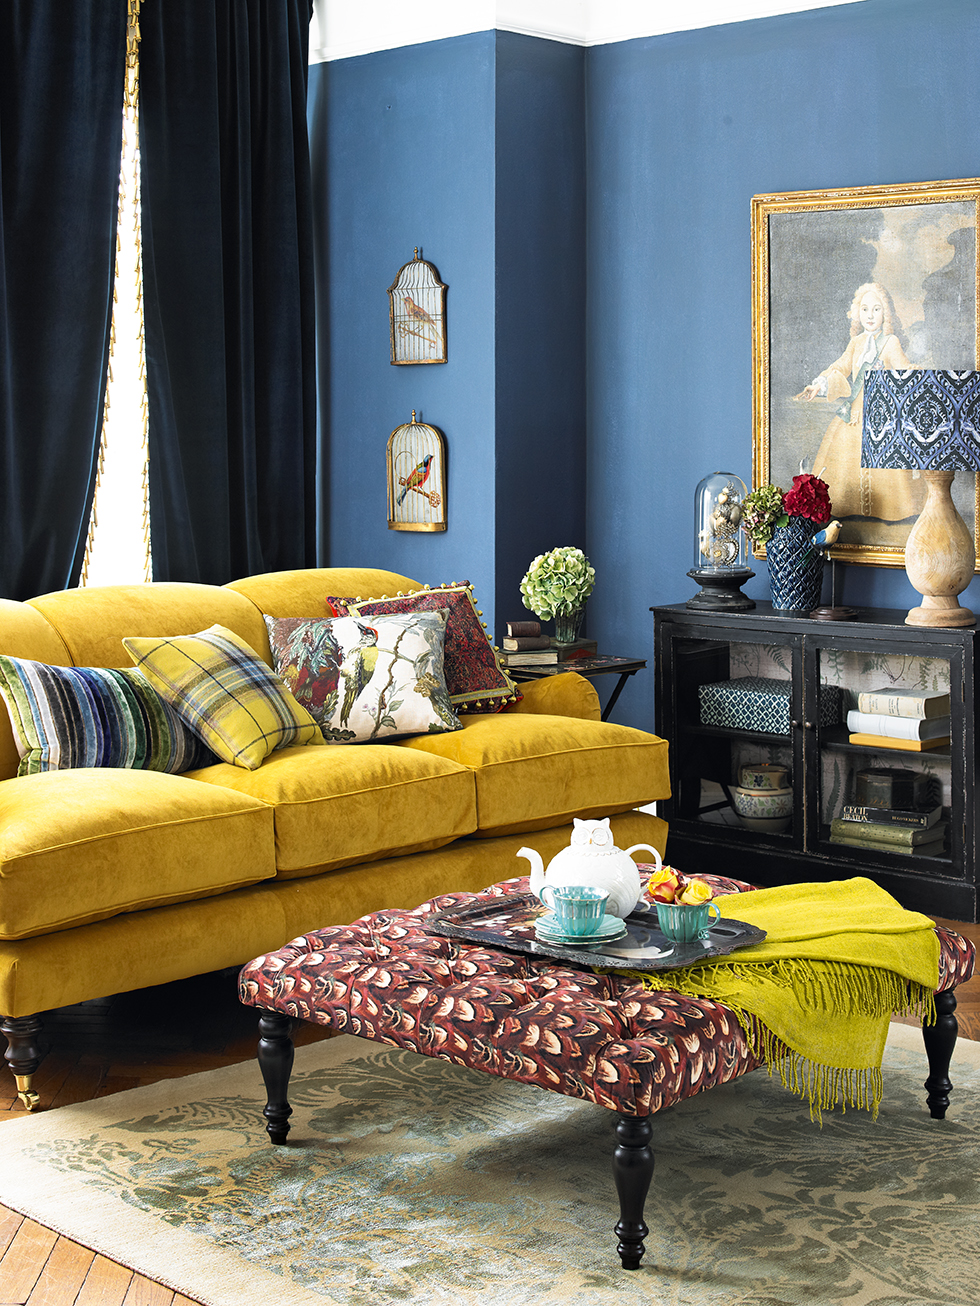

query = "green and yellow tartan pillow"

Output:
[[123, 624, 324, 770]]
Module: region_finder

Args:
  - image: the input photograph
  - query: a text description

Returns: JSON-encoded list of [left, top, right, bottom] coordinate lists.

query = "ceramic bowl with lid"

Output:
[[731, 784, 793, 821], [738, 763, 790, 792]]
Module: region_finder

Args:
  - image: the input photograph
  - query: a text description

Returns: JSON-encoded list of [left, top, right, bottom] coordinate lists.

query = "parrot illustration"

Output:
[[339, 623, 380, 726], [397, 454, 433, 506]]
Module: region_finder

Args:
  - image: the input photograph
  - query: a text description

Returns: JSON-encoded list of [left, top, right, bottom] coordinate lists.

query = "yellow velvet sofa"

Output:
[[0, 567, 670, 1109]]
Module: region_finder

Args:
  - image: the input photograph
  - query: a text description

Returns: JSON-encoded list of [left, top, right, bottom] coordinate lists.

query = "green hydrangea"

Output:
[[519, 546, 596, 620], [741, 483, 788, 547]]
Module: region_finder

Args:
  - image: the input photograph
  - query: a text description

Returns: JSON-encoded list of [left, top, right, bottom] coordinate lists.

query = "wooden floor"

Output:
[[1, 918, 978, 1305]]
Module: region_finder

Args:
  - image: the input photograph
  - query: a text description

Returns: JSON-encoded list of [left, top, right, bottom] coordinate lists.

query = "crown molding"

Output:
[[311, 0, 868, 62]]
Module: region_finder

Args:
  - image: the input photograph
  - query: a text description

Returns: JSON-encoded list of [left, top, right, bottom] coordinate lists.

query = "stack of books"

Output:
[[498, 620, 598, 667], [845, 685, 951, 752], [829, 802, 946, 857]]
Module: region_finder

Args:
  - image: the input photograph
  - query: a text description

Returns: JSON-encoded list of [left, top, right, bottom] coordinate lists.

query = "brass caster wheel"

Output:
[[15, 1077, 40, 1111]]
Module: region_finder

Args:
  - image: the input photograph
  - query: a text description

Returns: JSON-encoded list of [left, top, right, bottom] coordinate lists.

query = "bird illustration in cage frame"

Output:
[[388, 249, 447, 365], [387, 413, 447, 532]]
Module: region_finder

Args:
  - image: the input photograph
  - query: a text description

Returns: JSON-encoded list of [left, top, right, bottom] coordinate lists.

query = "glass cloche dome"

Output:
[[687, 472, 755, 611]]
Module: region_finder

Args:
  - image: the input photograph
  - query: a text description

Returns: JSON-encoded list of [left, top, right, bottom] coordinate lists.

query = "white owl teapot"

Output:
[[517, 817, 662, 919]]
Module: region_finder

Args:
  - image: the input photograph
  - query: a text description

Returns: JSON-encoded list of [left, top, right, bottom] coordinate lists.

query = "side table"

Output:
[[507, 655, 646, 721]]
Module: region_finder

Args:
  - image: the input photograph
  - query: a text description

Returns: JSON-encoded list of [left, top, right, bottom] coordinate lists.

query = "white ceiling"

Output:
[[312, 0, 869, 62]]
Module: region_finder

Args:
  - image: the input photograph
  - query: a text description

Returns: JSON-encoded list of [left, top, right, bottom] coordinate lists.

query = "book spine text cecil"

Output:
[[839, 804, 939, 828]]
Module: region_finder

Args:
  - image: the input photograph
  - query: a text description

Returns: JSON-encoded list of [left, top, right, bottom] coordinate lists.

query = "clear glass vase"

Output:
[[554, 608, 584, 644]]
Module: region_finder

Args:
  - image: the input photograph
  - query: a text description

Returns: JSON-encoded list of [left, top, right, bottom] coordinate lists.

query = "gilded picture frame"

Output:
[[751, 177, 980, 568]]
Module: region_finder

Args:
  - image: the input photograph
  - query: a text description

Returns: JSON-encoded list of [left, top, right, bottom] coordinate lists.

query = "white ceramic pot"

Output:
[[731, 784, 793, 820]]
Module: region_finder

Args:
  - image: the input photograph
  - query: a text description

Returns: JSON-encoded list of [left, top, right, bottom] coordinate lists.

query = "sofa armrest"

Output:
[[502, 672, 601, 721]]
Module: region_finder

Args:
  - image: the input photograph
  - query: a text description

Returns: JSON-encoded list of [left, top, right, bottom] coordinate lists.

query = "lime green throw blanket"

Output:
[[641, 878, 940, 1119]]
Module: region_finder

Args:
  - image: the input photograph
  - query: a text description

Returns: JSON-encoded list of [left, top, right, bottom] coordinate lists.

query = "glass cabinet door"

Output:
[[670, 633, 803, 845], [808, 638, 960, 873]]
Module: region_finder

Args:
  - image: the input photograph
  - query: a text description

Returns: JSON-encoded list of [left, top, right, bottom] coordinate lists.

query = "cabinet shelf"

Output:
[[818, 725, 952, 759], [652, 602, 977, 922], [683, 722, 792, 745]]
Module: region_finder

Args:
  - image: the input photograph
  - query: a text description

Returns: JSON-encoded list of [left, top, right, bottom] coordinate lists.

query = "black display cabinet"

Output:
[[652, 603, 979, 922]]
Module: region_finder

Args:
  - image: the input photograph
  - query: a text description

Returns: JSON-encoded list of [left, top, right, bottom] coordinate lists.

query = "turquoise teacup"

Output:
[[656, 900, 721, 943], [540, 884, 608, 936]]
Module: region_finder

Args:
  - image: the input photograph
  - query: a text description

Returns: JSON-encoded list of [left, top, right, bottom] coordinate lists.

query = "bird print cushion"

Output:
[[123, 625, 325, 770], [264, 610, 461, 743], [324, 582, 518, 713]]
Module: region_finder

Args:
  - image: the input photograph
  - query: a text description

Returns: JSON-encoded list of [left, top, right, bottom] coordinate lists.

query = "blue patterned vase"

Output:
[[766, 517, 825, 610]]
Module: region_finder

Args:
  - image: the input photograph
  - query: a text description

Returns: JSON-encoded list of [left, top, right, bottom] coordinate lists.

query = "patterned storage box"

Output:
[[698, 676, 842, 734]]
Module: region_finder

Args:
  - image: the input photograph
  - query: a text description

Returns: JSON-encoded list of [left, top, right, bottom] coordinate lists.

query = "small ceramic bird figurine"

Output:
[[397, 454, 433, 505], [339, 624, 379, 726], [811, 519, 842, 549]]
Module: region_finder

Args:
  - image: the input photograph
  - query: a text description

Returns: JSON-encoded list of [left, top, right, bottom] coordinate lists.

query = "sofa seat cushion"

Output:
[[0, 769, 275, 940], [184, 744, 478, 878], [396, 714, 670, 837]]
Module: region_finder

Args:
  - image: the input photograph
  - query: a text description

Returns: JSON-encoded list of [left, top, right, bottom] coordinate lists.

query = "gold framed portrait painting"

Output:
[[751, 177, 980, 568]]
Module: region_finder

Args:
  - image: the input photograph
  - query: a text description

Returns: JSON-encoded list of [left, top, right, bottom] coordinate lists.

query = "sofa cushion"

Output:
[[396, 713, 671, 837], [0, 768, 275, 940], [264, 612, 461, 743], [184, 743, 477, 878], [326, 582, 519, 712], [0, 657, 216, 776], [124, 625, 325, 770]]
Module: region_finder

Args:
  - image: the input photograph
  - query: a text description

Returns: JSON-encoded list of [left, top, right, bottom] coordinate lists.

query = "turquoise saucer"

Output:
[[534, 912, 628, 946]]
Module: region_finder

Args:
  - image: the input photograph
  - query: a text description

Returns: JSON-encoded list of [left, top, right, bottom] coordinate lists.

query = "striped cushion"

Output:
[[124, 624, 325, 770], [0, 656, 217, 777]]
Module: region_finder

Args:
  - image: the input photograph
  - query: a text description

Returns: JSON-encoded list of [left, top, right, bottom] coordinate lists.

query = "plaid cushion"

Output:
[[325, 582, 518, 712], [123, 625, 324, 770], [0, 656, 216, 776]]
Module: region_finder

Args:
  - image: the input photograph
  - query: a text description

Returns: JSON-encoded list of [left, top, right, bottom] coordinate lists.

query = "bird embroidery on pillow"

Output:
[[339, 623, 380, 727]]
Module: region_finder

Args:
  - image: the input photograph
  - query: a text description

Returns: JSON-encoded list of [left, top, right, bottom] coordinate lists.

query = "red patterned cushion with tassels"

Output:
[[326, 581, 519, 712]]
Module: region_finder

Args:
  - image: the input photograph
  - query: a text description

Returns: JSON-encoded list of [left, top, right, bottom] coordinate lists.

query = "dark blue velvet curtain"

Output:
[[140, 0, 317, 584], [0, 2, 126, 600]]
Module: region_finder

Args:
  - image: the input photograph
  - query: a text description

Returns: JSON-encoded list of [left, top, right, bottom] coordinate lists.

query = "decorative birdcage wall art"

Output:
[[387, 412, 447, 532], [388, 250, 447, 364]]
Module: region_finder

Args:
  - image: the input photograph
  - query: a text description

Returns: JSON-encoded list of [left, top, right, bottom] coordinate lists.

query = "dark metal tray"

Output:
[[425, 892, 766, 972]]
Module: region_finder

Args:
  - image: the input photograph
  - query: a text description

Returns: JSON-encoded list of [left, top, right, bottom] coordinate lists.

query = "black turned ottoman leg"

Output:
[[1, 1015, 44, 1111], [612, 1113, 654, 1270], [923, 989, 958, 1120], [258, 1010, 294, 1144]]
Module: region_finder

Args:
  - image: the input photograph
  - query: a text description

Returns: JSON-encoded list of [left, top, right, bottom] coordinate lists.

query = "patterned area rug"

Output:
[[0, 1024, 977, 1306]]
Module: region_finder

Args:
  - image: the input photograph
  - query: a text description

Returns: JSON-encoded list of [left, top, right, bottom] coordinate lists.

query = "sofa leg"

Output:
[[258, 1010, 294, 1144], [923, 989, 958, 1120], [1, 1015, 44, 1111]]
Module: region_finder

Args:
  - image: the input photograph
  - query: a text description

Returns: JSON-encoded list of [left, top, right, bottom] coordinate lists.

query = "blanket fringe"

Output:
[[739, 1011, 884, 1124], [618, 961, 937, 1122]]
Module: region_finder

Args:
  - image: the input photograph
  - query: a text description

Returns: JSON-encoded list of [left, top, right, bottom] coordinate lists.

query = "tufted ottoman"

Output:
[[239, 874, 975, 1270]]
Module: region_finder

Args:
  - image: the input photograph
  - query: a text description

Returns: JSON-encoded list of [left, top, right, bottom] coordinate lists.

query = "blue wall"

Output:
[[312, 33, 497, 601], [493, 34, 586, 628], [314, 0, 980, 730], [311, 32, 585, 636], [587, 0, 980, 729]]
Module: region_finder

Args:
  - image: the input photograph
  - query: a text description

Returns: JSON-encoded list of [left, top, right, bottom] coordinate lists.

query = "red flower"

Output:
[[782, 473, 832, 523]]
